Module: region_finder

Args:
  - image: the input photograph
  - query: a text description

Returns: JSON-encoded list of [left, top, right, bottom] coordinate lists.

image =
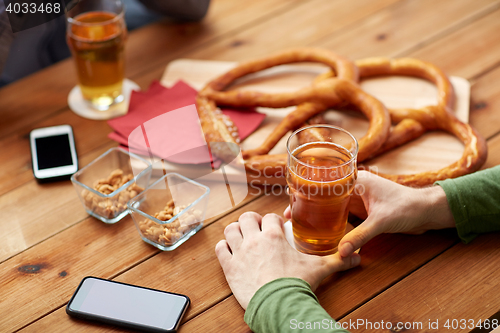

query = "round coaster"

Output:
[[68, 79, 140, 120]]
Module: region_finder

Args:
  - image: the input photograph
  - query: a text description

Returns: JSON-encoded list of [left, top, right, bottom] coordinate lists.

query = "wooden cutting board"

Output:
[[158, 59, 470, 183]]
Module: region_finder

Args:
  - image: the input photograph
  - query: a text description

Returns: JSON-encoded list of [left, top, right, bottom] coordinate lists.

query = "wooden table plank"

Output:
[[0, 0, 304, 140], [315, 0, 500, 60], [0, 110, 116, 197], [339, 232, 500, 333], [400, 9, 500, 139], [180, 296, 248, 333], [483, 133, 500, 169], [0, 142, 115, 263], [408, 9, 500, 81], [0, 215, 156, 332], [185, 0, 401, 61], [470, 66, 500, 140], [16, 191, 286, 332]]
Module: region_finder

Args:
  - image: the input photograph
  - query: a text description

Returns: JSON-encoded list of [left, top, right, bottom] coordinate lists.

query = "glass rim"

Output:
[[286, 124, 359, 170], [66, 1, 125, 26], [70, 147, 152, 198]]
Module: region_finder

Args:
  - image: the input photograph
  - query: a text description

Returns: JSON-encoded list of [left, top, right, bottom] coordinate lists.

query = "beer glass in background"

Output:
[[286, 125, 358, 256], [66, 0, 127, 111]]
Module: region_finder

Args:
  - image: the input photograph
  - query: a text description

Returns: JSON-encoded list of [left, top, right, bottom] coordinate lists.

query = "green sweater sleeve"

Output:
[[435, 165, 500, 243], [244, 277, 350, 333]]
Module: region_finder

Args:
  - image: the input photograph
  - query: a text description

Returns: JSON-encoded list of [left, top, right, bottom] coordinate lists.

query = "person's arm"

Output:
[[245, 278, 349, 333], [335, 166, 500, 257], [436, 165, 500, 243], [215, 212, 360, 332], [0, 1, 14, 73], [136, 0, 211, 21]]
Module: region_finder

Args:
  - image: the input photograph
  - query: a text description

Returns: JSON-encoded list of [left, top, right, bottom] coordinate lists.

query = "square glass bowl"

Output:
[[128, 173, 210, 251], [71, 147, 152, 223]]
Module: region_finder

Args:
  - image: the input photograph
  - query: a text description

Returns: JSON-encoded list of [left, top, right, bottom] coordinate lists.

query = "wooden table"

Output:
[[2, 0, 500, 332]]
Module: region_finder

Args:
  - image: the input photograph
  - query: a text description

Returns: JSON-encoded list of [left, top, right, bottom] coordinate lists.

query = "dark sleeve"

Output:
[[0, 3, 14, 73], [136, 0, 211, 21], [435, 165, 500, 243], [244, 278, 350, 333]]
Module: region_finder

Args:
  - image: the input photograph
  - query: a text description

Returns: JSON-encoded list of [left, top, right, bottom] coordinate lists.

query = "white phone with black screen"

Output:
[[29, 125, 78, 182], [66, 276, 190, 333]]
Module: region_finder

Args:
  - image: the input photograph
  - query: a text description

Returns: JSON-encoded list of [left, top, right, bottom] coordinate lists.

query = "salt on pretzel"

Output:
[[196, 48, 391, 177], [317, 57, 488, 186]]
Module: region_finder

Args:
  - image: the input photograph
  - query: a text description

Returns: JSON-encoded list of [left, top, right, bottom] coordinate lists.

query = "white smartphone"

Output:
[[29, 125, 78, 182], [66, 276, 190, 333]]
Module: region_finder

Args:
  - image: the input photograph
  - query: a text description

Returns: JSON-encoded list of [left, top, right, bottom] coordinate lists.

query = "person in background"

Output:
[[215, 166, 500, 332], [0, 1, 14, 74], [0, 0, 210, 86]]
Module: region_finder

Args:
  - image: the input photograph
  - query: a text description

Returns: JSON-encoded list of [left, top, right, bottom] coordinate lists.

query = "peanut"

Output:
[[138, 199, 204, 246], [81, 168, 144, 219]]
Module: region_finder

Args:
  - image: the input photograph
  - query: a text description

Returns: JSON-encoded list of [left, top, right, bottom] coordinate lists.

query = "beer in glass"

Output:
[[66, 0, 127, 110], [286, 125, 358, 256]]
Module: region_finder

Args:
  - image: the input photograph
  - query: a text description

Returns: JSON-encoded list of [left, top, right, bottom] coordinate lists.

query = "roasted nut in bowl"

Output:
[[128, 173, 210, 251], [71, 148, 152, 223]]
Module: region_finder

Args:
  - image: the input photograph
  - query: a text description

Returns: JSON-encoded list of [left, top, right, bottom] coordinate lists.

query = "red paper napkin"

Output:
[[108, 80, 266, 164]]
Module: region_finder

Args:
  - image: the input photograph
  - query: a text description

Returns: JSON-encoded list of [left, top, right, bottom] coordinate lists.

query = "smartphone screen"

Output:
[[67, 277, 190, 333], [30, 125, 78, 181], [35, 134, 74, 169]]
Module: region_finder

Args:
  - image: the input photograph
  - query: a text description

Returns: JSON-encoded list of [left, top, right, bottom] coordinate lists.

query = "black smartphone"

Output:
[[66, 276, 190, 333], [29, 125, 78, 182]]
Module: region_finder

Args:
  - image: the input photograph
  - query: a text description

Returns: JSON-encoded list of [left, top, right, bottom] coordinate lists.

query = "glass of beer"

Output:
[[66, 0, 127, 110], [286, 125, 358, 256]]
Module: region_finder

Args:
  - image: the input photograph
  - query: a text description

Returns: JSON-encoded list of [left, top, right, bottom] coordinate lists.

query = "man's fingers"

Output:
[[239, 212, 262, 237], [349, 190, 368, 219], [261, 213, 285, 234], [215, 240, 232, 265], [322, 252, 361, 274], [338, 220, 379, 257], [224, 222, 243, 252]]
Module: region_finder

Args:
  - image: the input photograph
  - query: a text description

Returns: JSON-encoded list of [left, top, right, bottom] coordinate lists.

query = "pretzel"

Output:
[[195, 49, 487, 187], [317, 57, 487, 186], [196, 48, 391, 177]]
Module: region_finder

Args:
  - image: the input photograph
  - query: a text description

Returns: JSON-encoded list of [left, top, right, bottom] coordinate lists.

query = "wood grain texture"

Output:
[[186, 0, 401, 61], [18, 191, 287, 332], [316, 0, 500, 60], [470, 66, 500, 140], [339, 232, 500, 333], [483, 133, 500, 169], [408, 9, 500, 80], [0, 215, 156, 332], [0, 111, 115, 197], [0, 142, 116, 262], [180, 296, 249, 333]]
